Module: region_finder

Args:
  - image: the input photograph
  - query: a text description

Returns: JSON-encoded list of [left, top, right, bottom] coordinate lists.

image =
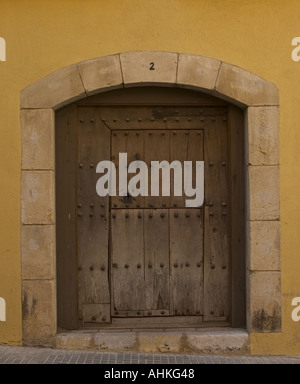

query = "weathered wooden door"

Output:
[[109, 127, 205, 320], [56, 87, 245, 329], [102, 104, 230, 324]]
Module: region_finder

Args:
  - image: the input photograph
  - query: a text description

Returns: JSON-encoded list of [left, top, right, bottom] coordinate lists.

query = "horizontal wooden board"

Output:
[[100, 107, 227, 130], [112, 316, 205, 327]]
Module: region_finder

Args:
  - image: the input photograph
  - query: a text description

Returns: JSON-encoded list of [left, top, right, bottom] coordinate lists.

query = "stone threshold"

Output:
[[53, 328, 249, 355]]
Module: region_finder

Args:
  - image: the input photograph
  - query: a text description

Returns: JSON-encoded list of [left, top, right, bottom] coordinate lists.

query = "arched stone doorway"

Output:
[[20, 51, 281, 345]]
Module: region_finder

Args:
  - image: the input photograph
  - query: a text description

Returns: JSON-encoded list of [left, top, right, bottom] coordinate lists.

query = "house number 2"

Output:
[[149, 62, 155, 70]]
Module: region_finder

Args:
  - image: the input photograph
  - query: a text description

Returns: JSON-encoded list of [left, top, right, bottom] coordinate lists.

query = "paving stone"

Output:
[[0, 345, 300, 364]]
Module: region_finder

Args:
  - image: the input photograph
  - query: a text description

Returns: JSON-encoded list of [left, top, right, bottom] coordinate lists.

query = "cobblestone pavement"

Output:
[[0, 345, 300, 364]]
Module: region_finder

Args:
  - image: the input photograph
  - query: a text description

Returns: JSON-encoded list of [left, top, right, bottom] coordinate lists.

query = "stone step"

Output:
[[53, 328, 249, 355]]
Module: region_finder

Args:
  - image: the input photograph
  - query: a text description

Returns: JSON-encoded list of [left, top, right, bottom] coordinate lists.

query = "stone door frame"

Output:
[[20, 51, 281, 345]]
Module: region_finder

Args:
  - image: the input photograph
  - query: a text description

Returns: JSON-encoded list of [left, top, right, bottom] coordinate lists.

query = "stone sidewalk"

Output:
[[0, 345, 300, 364]]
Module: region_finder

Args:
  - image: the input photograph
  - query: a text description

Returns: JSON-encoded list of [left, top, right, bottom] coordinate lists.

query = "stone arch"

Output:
[[20, 51, 281, 345]]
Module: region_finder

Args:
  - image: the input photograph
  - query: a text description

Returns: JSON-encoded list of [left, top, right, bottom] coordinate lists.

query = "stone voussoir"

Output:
[[120, 51, 178, 87], [177, 53, 221, 92], [215, 62, 279, 107], [77, 54, 123, 96], [21, 64, 86, 109]]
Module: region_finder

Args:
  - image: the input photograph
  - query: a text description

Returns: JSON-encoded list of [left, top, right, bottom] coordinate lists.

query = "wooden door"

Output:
[[109, 107, 229, 323], [56, 87, 245, 329]]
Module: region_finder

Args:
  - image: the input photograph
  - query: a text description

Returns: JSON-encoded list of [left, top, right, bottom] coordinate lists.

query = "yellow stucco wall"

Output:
[[0, 0, 300, 354]]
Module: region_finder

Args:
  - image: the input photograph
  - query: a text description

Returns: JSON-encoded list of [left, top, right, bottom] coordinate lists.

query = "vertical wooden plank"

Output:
[[186, 130, 204, 188], [229, 105, 246, 328], [56, 104, 78, 330], [144, 209, 169, 314], [204, 114, 230, 321], [111, 130, 144, 209], [170, 130, 189, 208], [77, 106, 111, 324], [170, 130, 204, 208], [170, 209, 204, 316], [111, 209, 145, 314], [145, 130, 170, 208], [169, 127, 204, 317]]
